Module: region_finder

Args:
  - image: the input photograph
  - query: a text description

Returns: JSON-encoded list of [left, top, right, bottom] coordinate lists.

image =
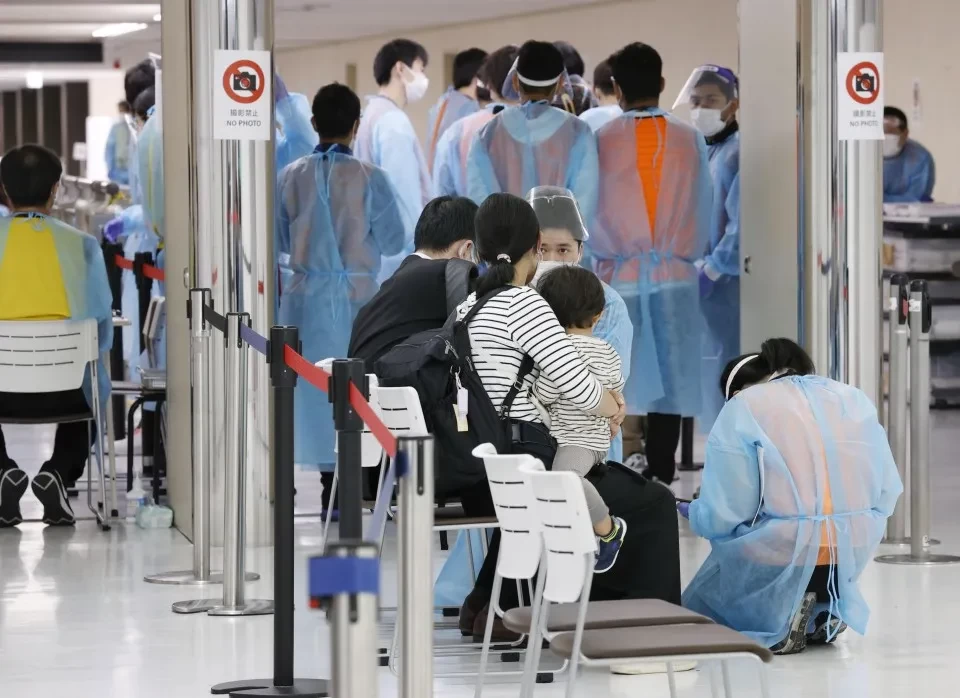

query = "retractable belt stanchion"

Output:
[[309, 542, 380, 698], [877, 281, 960, 567], [212, 325, 328, 697], [331, 359, 368, 540], [152, 290, 260, 588], [397, 436, 435, 698], [882, 274, 910, 545], [207, 312, 274, 616]]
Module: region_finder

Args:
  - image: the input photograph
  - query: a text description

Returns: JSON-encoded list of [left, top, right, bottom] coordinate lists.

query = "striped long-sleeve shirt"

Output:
[[456, 286, 604, 423], [534, 334, 624, 451]]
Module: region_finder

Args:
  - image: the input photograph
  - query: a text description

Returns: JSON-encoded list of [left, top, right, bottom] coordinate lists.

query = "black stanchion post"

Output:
[[134, 251, 157, 468], [210, 325, 329, 697], [331, 359, 368, 540], [103, 242, 126, 440]]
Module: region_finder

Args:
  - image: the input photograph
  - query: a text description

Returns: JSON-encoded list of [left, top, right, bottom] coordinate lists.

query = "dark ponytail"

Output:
[[719, 337, 815, 400], [473, 193, 541, 297]]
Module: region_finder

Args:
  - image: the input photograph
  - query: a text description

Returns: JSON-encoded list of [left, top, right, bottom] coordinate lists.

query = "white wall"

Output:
[[277, 0, 957, 202], [276, 0, 739, 144], [884, 0, 957, 202], [87, 71, 125, 117]]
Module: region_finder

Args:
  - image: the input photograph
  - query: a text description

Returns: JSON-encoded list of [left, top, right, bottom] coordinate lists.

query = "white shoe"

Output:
[[610, 660, 698, 675]]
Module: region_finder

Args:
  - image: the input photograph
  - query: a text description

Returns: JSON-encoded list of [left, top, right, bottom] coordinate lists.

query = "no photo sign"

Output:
[[837, 52, 884, 141], [214, 49, 272, 141]]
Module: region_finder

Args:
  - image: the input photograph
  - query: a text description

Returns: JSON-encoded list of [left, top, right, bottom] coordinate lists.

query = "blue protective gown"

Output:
[[579, 104, 622, 133], [276, 144, 406, 469], [0, 205, 9, 217], [466, 101, 599, 225], [0, 214, 113, 407], [105, 118, 132, 185], [427, 88, 479, 169], [589, 108, 712, 416], [883, 139, 936, 203], [683, 375, 902, 647], [432, 104, 502, 197], [276, 92, 319, 174], [354, 96, 433, 282], [700, 130, 741, 432], [594, 280, 633, 462], [119, 116, 159, 374]]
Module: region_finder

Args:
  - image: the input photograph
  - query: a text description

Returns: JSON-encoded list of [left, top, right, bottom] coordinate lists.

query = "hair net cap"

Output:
[[527, 185, 589, 241], [672, 65, 739, 110]]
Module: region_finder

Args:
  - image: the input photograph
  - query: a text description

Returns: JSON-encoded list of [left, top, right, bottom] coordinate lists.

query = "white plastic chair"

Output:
[[0, 319, 110, 530], [522, 466, 773, 698], [472, 443, 548, 696]]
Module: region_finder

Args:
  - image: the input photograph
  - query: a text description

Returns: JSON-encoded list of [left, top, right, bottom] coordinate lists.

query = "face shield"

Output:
[[527, 186, 588, 267], [672, 65, 738, 111], [501, 58, 574, 104]]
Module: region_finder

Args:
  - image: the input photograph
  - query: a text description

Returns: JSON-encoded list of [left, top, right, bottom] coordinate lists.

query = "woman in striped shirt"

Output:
[[457, 194, 683, 646]]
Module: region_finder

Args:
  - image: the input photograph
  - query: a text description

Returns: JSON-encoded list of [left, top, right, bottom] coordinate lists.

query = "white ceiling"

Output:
[[0, 0, 612, 89]]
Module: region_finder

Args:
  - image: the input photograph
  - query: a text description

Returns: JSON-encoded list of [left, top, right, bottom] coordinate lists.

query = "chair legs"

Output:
[[474, 573, 504, 698], [89, 371, 110, 531], [666, 662, 678, 698], [320, 466, 339, 554], [520, 566, 547, 698]]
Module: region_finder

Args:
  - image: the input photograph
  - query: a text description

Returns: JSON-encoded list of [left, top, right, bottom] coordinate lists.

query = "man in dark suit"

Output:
[[348, 195, 479, 372]]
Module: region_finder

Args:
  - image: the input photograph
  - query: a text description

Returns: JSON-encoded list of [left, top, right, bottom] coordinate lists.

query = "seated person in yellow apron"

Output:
[[680, 338, 902, 654], [0, 145, 113, 527]]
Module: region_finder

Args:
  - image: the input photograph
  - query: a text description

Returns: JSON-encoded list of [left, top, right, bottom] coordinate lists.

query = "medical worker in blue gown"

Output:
[[883, 106, 936, 203], [680, 339, 902, 655], [432, 45, 518, 198], [276, 83, 405, 472], [466, 40, 599, 225], [527, 186, 632, 462], [354, 39, 434, 282], [590, 42, 711, 483], [104, 100, 132, 185], [579, 59, 622, 133], [275, 74, 319, 173], [426, 48, 486, 169], [102, 60, 156, 377], [674, 65, 742, 433]]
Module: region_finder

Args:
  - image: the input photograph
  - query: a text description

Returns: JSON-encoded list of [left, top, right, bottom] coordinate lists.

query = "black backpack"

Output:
[[374, 287, 533, 496]]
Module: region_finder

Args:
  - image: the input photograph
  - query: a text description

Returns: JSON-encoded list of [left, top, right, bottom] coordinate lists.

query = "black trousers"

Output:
[[462, 447, 682, 609], [644, 412, 683, 483], [0, 390, 93, 483]]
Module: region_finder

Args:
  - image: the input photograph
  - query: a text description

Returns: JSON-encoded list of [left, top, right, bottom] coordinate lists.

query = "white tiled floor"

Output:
[[2, 413, 960, 697]]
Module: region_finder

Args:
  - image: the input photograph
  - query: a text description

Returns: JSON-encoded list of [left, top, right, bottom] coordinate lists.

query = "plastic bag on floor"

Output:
[[135, 503, 173, 529], [434, 529, 488, 607]]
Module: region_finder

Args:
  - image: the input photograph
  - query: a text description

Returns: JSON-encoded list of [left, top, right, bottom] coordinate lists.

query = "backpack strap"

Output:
[[444, 259, 476, 317], [499, 353, 535, 419]]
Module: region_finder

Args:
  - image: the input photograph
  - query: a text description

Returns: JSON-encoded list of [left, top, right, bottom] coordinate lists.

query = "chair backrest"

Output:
[[317, 358, 383, 469], [145, 296, 165, 368], [0, 319, 99, 394], [375, 386, 430, 438], [522, 467, 598, 604], [473, 443, 543, 581]]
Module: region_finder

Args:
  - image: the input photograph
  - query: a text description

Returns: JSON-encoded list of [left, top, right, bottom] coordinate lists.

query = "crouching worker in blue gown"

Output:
[[276, 83, 405, 475], [0, 145, 113, 528], [680, 338, 903, 655]]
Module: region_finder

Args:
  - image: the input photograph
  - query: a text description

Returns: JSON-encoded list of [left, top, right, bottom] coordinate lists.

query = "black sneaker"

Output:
[[31, 470, 76, 526], [807, 612, 847, 645], [0, 467, 29, 528], [770, 592, 817, 655]]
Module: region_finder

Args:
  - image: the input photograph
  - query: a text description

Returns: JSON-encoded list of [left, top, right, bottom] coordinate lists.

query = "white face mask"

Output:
[[690, 107, 726, 137], [530, 259, 571, 287], [402, 67, 429, 103], [883, 134, 903, 158]]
